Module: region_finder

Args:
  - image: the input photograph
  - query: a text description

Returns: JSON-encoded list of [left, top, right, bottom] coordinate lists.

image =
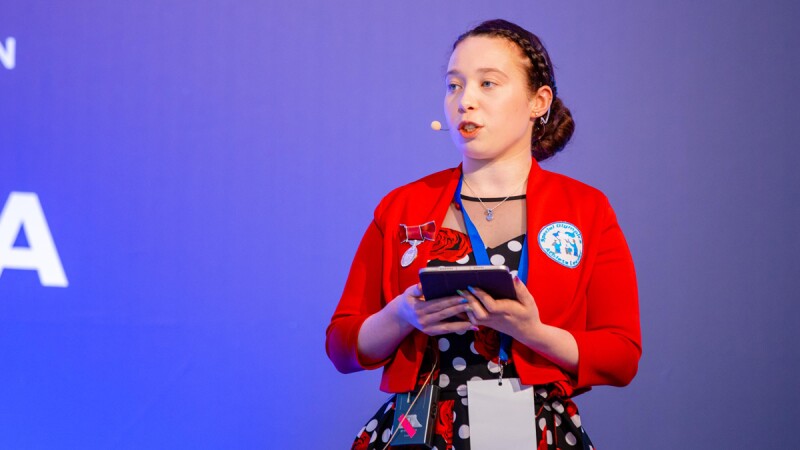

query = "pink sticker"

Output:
[[398, 414, 417, 438]]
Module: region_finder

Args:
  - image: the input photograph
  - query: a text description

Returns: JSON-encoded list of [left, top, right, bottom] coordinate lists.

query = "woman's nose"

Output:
[[458, 85, 478, 113]]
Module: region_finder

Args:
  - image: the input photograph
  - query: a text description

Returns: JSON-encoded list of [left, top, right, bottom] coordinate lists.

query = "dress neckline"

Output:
[[460, 193, 526, 202], [439, 227, 525, 251]]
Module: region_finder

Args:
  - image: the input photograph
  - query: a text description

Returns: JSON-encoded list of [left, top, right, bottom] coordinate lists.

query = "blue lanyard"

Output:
[[454, 177, 528, 364]]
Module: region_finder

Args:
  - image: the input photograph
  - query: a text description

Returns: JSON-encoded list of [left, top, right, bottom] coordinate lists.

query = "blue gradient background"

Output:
[[1, 1, 798, 448]]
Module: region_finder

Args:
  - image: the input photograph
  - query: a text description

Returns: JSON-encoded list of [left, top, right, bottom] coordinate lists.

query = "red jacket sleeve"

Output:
[[572, 199, 642, 389], [325, 218, 392, 373]]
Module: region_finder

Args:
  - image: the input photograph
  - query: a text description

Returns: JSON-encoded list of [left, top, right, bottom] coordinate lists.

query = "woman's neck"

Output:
[[461, 151, 532, 198]]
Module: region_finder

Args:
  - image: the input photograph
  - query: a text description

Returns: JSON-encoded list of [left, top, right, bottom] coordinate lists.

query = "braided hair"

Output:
[[452, 19, 575, 161]]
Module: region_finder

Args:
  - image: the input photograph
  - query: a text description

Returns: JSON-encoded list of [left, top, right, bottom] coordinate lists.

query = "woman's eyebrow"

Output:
[[445, 68, 508, 77]]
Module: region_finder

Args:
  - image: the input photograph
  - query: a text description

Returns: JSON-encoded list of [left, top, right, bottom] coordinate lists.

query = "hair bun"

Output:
[[533, 97, 574, 161]]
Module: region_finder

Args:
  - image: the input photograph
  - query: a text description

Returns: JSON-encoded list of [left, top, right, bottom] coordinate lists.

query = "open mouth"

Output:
[[458, 122, 482, 138]]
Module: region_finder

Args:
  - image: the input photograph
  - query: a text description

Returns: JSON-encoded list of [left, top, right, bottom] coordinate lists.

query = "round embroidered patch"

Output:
[[537, 222, 583, 268]]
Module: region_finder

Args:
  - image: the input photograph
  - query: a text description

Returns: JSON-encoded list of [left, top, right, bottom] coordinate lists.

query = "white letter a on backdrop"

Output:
[[0, 192, 68, 287]]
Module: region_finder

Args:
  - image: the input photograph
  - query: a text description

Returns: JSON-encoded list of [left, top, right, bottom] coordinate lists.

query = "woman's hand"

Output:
[[460, 277, 579, 375], [392, 283, 476, 336], [357, 283, 475, 366], [460, 276, 543, 342]]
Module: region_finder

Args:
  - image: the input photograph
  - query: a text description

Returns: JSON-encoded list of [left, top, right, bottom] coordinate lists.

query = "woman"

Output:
[[327, 19, 641, 450]]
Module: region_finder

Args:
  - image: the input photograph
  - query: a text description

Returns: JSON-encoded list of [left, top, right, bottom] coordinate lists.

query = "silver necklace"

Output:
[[461, 176, 528, 221]]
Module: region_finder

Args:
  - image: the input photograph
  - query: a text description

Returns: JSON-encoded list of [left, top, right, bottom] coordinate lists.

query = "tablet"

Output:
[[418, 265, 517, 301]]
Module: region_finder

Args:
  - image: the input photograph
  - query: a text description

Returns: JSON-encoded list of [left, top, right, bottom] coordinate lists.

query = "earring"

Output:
[[540, 107, 551, 125]]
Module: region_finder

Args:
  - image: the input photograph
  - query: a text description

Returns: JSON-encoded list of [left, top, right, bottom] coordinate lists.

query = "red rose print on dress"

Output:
[[435, 399, 455, 449], [473, 326, 501, 363], [538, 424, 549, 450], [352, 430, 370, 450], [565, 399, 579, 418], [429, 228, 472, 262], [416, 365, 440, 388]]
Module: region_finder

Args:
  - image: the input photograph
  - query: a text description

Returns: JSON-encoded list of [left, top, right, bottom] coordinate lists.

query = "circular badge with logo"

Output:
[[537, 222, 583, 268]]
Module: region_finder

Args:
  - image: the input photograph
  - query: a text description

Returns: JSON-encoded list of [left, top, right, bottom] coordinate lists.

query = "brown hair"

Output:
[[453, 19, 575, 161]]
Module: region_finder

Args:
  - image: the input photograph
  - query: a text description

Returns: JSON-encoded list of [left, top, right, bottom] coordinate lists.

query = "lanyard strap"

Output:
[[454, 177, 528, 364]]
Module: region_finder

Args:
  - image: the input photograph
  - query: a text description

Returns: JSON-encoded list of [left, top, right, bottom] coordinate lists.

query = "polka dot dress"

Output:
[[351, 228, 595, 450]]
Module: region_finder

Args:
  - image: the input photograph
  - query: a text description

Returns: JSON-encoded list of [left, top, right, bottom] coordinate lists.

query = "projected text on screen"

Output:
[[0, 192, 68, 287]]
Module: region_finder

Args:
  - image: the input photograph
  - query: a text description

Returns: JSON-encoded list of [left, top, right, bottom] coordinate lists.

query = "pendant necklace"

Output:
[[461, 176, 528, 221]]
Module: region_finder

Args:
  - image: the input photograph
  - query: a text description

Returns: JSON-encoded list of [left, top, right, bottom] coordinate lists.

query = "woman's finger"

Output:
[[425, 320, 476, 336], [467, 285, 498, 314], [416, 295, 465, 313], [409, 283, 424, 298], [512, 276, 534, 306], [465, 308, 478, 325], [457, 288, 488, 320], [425, 301, 472, 324]]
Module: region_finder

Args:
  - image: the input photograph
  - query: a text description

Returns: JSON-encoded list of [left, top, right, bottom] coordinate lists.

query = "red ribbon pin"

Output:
[[399, 221, 436, 267]]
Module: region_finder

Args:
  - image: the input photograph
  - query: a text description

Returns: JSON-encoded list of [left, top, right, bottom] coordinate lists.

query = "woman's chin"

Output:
[[458, 146, 503, 162]]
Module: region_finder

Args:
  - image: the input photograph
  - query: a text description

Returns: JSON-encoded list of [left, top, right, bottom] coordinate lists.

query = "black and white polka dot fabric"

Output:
[[351, 228, 594, 450]]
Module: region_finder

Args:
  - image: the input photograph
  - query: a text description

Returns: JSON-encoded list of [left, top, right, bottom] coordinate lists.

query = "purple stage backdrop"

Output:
[[2, 1, 799, 448]]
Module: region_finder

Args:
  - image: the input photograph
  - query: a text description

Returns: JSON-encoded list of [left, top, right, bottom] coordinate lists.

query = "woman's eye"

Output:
[[482, 80, 496, 88], [447, 83, 461, 92]]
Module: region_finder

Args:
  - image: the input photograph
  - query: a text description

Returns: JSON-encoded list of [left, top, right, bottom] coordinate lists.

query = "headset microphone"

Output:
[[430, 120, 449, 131]]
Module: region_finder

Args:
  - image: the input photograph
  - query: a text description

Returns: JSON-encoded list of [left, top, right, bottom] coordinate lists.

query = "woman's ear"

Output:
[[530, 85, 554, 119]]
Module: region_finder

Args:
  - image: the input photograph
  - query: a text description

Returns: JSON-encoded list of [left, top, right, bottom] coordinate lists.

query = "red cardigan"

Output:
[[326, 160, 641, 396]]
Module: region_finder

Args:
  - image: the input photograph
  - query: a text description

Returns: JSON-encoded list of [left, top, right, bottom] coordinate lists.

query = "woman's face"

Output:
[[444, 36, 537, 162]]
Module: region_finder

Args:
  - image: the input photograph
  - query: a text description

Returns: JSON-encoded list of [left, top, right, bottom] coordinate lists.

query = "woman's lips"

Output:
[[458, 121, 482, 139]]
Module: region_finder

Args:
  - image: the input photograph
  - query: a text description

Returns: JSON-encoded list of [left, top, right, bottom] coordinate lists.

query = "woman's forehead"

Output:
[[447, 35, 528, 76]]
